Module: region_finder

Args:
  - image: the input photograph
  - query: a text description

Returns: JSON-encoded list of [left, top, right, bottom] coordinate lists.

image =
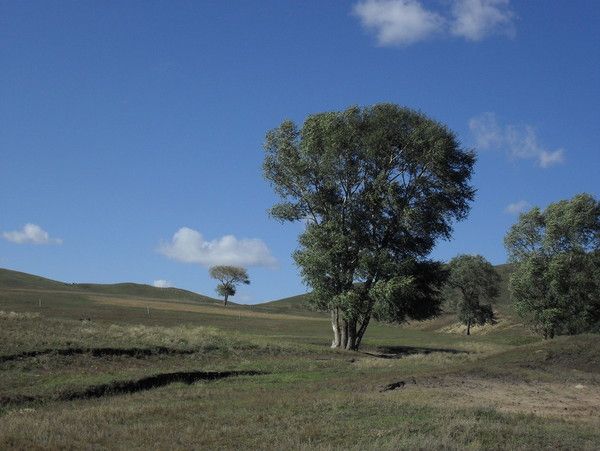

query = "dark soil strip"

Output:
[[363, 345, 468, 359], [0, 370, 263, 407], [58, 370, 263, 401], [379, 377, 418, 392], [0, 347, 197, 364]]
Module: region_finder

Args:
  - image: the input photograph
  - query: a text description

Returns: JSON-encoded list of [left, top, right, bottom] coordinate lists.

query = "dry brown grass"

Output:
[[396, 376, 600, 422], [92, 295, 328, 322], [438, 315, 525, 336], [0, 311, 40, 320]]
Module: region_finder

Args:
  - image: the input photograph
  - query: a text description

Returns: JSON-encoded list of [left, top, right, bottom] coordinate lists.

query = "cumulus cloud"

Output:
[[469, 113, 565, 168], [505, 200, 530, 214], [2, 224, 63, 245], [153, 279, 172, 288], [158, 227, 277, 268], [353, 0, 445, 46], [451, 0, 515, 41], [353, 0, 515, 46]]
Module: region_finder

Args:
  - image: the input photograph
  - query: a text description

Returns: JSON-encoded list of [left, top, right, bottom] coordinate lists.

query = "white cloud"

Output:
[[158, 227, 277, 269], [469, 113, 565, 168], [353, 0, 515, 46], [505, 200, 530, 214], [2, 223, 63, 245], [353, 0, 445, 46], [153, 279, 172, 288], [450, 0, 515, 41]]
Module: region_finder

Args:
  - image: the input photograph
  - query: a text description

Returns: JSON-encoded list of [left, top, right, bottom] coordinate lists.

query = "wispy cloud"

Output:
[[153, 279, 172, 288], [2, 224, 63, 245], [505, 200, 530, 214], [468, 112, 503, 149], [538, 149, 565, 168], [158, 227, 277, 269], [469, 113, 565, 168], [353, 0, 515, 46], [450, 0, 515, 41]]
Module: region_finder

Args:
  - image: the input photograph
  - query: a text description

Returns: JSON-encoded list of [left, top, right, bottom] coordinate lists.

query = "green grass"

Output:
[[0, 266, 599, 449]]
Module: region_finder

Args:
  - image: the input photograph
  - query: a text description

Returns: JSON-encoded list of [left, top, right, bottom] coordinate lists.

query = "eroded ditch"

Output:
[[0, 370, 264, 407]]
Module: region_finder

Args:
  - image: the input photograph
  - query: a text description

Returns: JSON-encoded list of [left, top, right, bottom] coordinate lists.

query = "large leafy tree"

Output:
[[446, 254, 500, 335], [208, 266, 250, 306], [504, 193, 600, 338], [263, 104, 476, 350]]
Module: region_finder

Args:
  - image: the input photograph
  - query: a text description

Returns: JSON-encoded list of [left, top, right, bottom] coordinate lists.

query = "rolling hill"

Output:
[[0, 263, 516, 324], [0, 267, 222, 306]]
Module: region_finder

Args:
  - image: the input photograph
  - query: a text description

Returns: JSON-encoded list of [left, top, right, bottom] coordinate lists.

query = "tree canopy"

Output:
[[208, 265, 250, 306], [504, 193, 600, 338], [446, 254, 500, 335], [264, 104, 476, 350]]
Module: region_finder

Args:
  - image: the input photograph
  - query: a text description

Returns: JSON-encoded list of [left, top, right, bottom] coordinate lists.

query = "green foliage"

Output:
[[446, 255, 500, 334], [264, 103, 475, 349], [505, 193, 600, 338], [216, 283, 236, 298]]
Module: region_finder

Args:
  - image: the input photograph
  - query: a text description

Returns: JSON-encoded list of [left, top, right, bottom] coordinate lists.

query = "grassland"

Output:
[[0, 267, 599, 450]]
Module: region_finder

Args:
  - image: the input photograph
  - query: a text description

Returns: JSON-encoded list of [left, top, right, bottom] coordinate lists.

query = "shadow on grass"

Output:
[[363, 345, 468, 359], [59, 370, 264, 401]]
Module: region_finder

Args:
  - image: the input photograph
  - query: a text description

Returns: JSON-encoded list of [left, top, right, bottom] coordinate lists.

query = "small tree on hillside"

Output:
[[504, 193, 600, 338], [209, 266, 250, 306], [446, 255, 500, 335]]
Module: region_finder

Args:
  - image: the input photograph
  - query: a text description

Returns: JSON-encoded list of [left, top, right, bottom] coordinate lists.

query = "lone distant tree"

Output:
[[505, 193, 600, 338], [264, 104, 475, 350], [209, 266, 250, 306], [446, 255, 500, 335]]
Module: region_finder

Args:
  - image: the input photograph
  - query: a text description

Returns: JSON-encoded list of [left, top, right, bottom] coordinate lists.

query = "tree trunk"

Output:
[[345, 319, 357, 350], [331, 309, 341, 348], [340, 319, 348, 349], [466, 319, 471, 336], [330, 312, 369, 351], [355, 315, 371, 350], [223, 294, 228, 307]]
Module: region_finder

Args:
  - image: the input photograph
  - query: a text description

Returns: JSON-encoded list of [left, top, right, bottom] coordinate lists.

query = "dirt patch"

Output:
[[397, 375, 600, 421]]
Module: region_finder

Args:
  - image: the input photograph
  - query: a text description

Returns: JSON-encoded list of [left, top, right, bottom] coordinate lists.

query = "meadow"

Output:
[[0, 267, 599, 450]]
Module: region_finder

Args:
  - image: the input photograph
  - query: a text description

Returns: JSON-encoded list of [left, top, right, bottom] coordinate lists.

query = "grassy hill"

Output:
[[0, 267, 221, 305], [1, 264, 599, 449], [252, 293, 317, 315], [1, 263, 516, 316], [0, 267, 73, 291], [0, 267, 228, 325]]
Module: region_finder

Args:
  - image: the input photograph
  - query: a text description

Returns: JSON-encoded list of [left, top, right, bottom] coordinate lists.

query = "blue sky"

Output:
[[1, 1, 599, 303]]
